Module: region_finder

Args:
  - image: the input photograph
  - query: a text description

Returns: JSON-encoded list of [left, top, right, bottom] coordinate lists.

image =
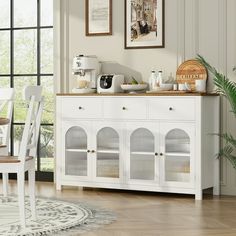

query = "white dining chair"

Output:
[[0, 86, 44, 228], [0, 88, 14, 153], [0, 88, 14, 197]]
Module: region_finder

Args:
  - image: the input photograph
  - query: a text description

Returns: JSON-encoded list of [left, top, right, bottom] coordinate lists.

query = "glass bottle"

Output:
[[149, 70, 156, 90], [157, 71, 163, 86]]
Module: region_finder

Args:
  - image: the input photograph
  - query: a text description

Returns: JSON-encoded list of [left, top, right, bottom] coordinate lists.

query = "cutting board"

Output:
[[176, 59, 207, 90], [147, 90, 188, 94]]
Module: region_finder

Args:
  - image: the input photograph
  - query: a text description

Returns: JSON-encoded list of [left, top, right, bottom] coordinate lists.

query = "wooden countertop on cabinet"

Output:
[[56, 92, 219, 97]]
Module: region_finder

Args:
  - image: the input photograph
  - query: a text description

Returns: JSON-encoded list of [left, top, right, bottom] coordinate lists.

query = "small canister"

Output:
[[173, 84, 178, 91]]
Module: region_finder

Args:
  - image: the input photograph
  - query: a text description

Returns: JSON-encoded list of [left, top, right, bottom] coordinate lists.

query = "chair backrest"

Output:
[[0, 88, 14, 151], [18, 86, 44, 163]]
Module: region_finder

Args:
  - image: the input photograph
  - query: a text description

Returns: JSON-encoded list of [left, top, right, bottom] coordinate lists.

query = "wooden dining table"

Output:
[[0, 118, 9, 125]]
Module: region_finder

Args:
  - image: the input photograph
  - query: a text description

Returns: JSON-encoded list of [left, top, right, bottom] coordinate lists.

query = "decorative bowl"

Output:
[[160, 83, 173, 90], [121, 83, 148, 91]]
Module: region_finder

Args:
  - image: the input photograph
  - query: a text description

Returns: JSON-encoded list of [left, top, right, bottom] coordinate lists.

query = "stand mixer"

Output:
[[72, 55, 100, 93]]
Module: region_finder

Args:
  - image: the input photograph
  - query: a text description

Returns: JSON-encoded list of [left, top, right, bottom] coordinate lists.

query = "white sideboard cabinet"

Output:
[[56, 94, 220, 200]]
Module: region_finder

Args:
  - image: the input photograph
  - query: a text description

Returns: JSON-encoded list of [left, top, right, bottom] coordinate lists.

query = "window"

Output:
[[0, 0, 54, 181]]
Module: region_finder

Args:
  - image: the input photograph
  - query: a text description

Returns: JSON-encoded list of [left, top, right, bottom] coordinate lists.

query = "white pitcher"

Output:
[[195, 79, 206, 92]]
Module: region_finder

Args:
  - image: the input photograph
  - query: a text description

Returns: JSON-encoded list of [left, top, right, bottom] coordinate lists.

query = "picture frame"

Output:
[[125, 0, 165, 49], [85, 0, 112, 36]]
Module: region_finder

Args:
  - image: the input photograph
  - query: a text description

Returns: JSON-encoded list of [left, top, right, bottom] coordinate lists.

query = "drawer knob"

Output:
[[169, 107, 173, 111], [79, 106, 83, 110], [122, 107, 126, 110], [155, 152, 158, 156], [87, 150, 90, 153], [160, 153, 163, 156], [91, 150, 96, 153]]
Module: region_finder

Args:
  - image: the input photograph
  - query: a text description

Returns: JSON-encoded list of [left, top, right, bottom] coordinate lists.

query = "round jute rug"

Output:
[[0, 196, 116, 236]]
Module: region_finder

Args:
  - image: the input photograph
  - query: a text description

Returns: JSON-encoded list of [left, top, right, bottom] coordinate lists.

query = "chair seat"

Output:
[[0, 156, 33, 163], [0, 118, 10, 125]]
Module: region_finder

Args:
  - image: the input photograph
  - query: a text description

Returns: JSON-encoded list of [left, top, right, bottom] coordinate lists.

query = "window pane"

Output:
[[40, 76, 54, 124], [41, 28, 53, 74], [0, 0, 10, 28], [14, 76, 37, 122], [0, 31, 10, 74], [41, 0, 53, 26], [14, 0, 37, 27], [14, 30, 37, 74], [0, 77, 10, 88], [13, 125, 24, 156], [40, 125, 54, 172]]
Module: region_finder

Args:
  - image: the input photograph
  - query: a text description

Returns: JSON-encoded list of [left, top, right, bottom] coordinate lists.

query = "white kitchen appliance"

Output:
[[97, 74, 124, 94], [72, 55, 100, 93]]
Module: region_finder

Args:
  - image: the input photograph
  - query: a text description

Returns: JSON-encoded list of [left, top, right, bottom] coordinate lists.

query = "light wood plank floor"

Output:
[[1, 181, 236, 236]]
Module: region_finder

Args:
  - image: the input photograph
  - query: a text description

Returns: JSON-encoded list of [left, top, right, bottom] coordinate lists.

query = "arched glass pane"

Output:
[[131, 128, 154, 152], [165, 129, 190, 153], [65, 127, 88, 176], [97, 127, 119, 178], [165, 129, 190, 182], [66, 127, 87, 149], [130, 128, 155, 180]]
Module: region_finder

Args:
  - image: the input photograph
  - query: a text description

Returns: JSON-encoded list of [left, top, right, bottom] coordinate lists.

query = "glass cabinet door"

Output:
[[160, 123, 194, 187], [130, 128, 155, 180], [65, 126, 88, 176], [164, 129, 190, 182], [96, 127, 120, 178]]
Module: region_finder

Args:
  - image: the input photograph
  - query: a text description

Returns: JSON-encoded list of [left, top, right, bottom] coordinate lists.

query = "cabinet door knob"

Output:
[[91, 150, 95, 153], [169, 107, 173, 111], [87, 150, 90, 153], [122, 107, 126, 110], [160, 153, 163, 156], [79, 106, 83, 110], [155, 152, 158, 156]]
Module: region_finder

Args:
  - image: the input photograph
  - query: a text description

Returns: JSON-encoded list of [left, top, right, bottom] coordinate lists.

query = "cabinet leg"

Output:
[[195, 191, 203, 200], [56, 183, 62, 191], [213, 185, 220, 196]]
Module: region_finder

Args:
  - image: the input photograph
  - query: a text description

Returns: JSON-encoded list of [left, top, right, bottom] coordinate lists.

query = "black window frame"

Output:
[[0, 0, 54, 181]]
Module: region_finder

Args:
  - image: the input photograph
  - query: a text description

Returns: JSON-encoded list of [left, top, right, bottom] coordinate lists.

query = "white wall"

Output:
[[54, 0, 236, 195], [68, 0, 180, 90]]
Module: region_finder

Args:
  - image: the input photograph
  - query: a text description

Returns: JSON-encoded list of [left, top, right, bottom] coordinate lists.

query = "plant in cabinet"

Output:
[[197, 55, 236, 168]]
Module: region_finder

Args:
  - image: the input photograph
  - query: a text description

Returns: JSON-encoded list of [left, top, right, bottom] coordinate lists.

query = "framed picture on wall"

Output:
[[85, 0, 112, 36], [125, 0, 165, 49]]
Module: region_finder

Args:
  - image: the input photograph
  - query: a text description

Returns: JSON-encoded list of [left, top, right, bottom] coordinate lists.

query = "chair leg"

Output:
[[28, 167, 36, 220], [3, 173, 8, 197], [17, 172, 26, 228]]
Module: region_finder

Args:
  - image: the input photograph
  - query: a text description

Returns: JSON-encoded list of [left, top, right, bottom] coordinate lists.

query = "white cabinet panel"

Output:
[[61, 97, 102, 119], [148, 97, 195, 120], [103, 98, 147, 119]]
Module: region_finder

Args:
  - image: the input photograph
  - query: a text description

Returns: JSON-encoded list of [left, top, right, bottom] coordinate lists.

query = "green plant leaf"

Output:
[[196, 54, 236, 118], [196, 54, 236, 169], [219, 145, 236, 169]]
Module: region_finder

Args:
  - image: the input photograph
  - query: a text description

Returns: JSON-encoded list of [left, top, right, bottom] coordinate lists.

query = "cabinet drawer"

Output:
[[104, 98, 147, 119], [148, 98, 195, 120], [61, 98, 102, 119]]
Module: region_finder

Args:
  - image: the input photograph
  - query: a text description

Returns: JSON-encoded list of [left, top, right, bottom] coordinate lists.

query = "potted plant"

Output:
[[196, 55, 236, 168]]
